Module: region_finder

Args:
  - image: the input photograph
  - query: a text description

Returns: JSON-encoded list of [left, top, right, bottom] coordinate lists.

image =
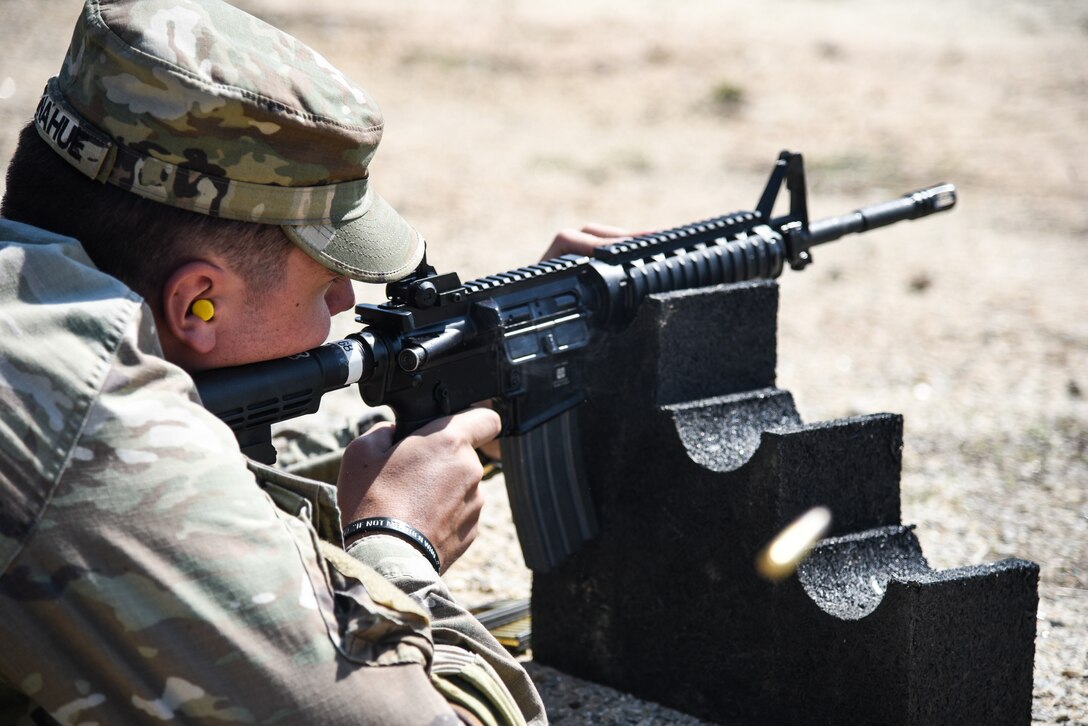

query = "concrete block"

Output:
[[531, 280, 1038, 725]]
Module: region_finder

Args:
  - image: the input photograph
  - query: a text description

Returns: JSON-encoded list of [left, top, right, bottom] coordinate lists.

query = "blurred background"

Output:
[[2, 1, 1084, 721]]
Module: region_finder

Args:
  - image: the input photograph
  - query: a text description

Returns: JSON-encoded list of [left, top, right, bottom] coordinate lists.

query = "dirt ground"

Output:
[[2, 0, 1085, 723]]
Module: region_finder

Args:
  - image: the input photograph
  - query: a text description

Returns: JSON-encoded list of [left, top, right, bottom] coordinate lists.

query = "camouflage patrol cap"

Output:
[[33, 0, 424, 282]]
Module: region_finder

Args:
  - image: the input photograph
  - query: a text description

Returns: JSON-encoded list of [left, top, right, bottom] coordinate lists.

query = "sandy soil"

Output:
[[2, 1, 1085, 722]]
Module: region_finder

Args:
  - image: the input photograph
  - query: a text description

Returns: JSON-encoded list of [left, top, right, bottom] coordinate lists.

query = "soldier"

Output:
[[0, 0, 622, 722]]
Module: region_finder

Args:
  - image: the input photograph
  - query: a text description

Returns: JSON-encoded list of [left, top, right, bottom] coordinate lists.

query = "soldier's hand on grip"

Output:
[[336, 407, 502, 572]]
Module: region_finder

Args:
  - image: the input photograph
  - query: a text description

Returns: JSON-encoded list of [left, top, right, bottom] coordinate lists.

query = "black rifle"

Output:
[[194, 151, 956, 571]]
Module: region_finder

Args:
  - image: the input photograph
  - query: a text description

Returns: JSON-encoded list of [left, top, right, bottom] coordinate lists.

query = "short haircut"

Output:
[[1, 123, 293, 309]]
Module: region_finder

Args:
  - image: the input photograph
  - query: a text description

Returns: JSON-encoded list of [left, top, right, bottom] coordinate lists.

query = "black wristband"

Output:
[[343, 517, 442, 574]]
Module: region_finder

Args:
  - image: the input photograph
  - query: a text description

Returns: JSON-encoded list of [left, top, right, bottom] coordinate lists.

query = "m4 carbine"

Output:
[[195, 151, 956, 572]]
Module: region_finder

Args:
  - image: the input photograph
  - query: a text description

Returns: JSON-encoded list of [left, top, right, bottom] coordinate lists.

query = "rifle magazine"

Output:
[[500, 410, 598, 572]]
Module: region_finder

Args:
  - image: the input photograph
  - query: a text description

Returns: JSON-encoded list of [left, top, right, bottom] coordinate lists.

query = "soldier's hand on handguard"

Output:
[[540, 223, 633, 259], [336, 407, 502, 573]]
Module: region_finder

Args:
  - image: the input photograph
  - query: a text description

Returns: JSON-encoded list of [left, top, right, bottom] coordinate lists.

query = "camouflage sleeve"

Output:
[[268, 421, 548, 724], [0, 302, 464, 724], [348, 536, 548, 726]]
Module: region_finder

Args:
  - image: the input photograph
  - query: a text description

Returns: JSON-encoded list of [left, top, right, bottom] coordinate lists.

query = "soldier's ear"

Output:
[[160, 260, 227, 356]]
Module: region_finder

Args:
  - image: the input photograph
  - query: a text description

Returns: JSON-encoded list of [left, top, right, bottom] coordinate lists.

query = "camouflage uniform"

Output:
[[0, 0, 545, 722], [0, 226, 544, 725]]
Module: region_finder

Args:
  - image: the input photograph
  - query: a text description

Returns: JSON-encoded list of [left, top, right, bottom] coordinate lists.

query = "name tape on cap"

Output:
[[34, 80, 115, 182]]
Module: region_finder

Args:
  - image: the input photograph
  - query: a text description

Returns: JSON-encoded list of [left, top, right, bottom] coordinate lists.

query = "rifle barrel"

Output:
[[807, 183, 956, 246]]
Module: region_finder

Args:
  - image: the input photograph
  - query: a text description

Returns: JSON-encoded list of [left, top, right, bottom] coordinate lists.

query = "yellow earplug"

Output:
[[191, 299, 215, 322]]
